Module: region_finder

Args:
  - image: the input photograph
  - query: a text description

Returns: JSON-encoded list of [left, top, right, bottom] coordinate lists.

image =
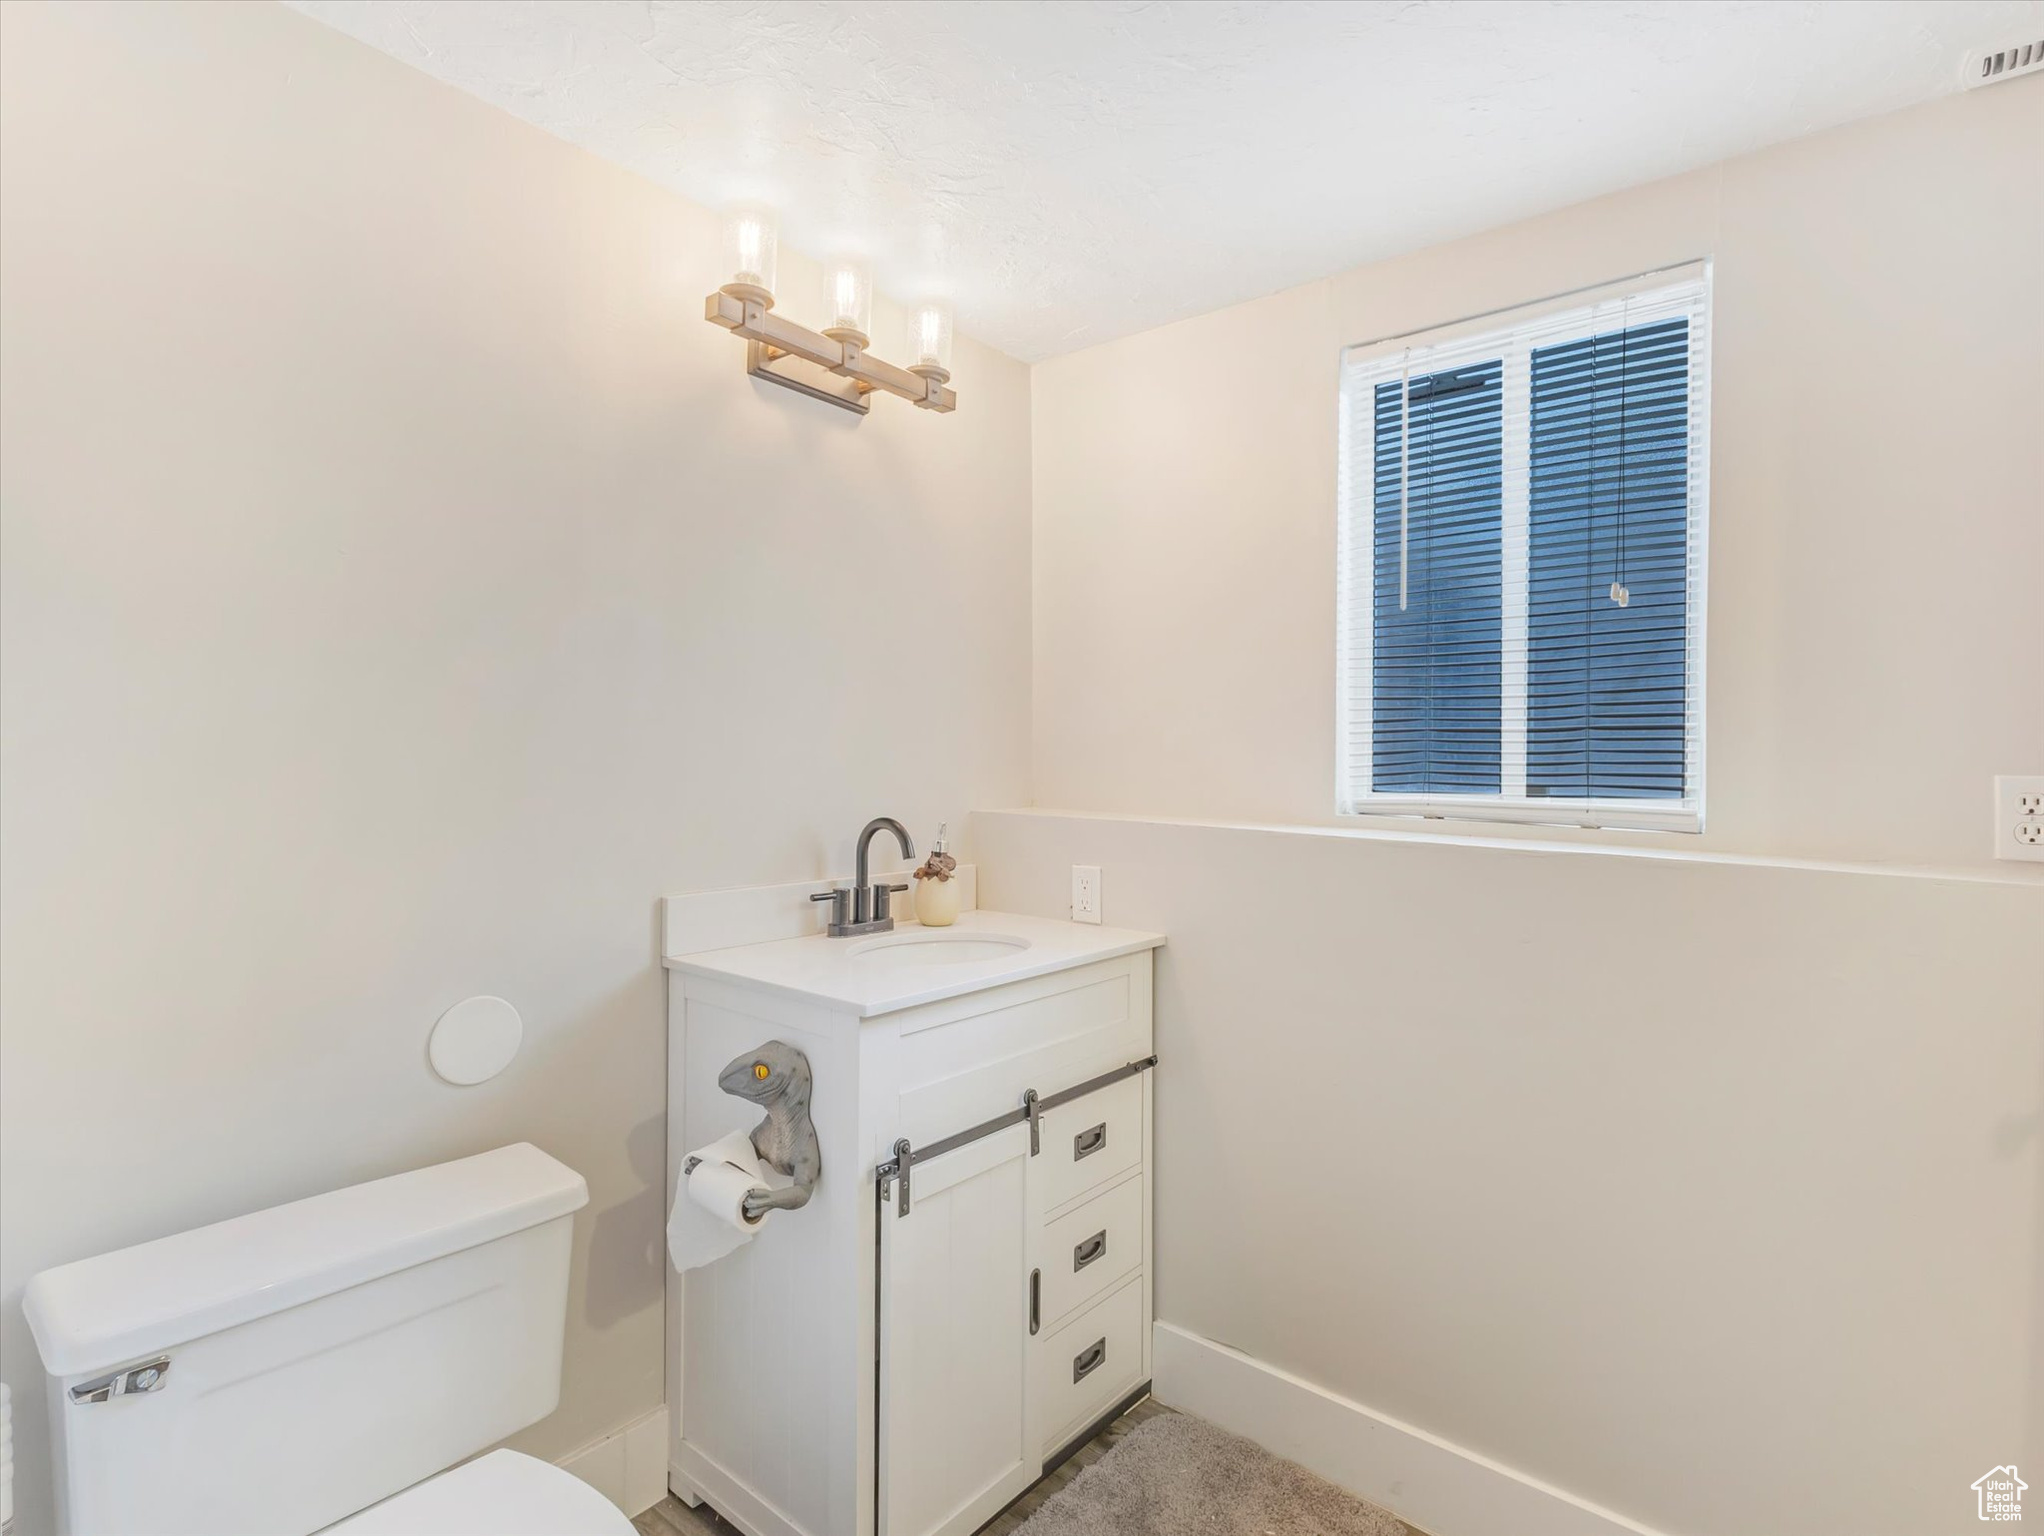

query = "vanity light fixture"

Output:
[[822, 261, 873, 349], [705, 209, 955, 417], [909, 303, 953, 385], [720, 207, 778, 308]]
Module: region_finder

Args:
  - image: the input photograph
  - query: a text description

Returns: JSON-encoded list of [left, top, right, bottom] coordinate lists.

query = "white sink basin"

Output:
[[847, 932, 1032, 967]]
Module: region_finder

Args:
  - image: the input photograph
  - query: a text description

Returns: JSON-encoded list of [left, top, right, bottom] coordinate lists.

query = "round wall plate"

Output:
[[429, 995, 523, 1085]]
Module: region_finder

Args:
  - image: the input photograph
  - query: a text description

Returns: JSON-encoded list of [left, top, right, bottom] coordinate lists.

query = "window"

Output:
[[1337, 264, 1709, 831]]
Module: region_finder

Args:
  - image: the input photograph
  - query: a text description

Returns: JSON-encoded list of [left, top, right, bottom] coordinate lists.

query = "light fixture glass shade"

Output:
[[721, 208, 778, 306], [911, 303, 954, 381], [823, 262, 872, 345]]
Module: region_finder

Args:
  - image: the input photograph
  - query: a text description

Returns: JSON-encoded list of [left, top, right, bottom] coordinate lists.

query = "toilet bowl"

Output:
[[328, 1448, 632, 1535], [25, 1144, 634, 1536]]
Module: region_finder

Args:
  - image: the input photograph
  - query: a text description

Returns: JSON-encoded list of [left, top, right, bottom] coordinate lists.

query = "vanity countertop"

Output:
[[665, 908, 1164, 1018]]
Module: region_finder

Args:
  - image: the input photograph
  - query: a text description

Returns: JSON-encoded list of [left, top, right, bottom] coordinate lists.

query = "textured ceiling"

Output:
[[287, 0, 2043, 361]]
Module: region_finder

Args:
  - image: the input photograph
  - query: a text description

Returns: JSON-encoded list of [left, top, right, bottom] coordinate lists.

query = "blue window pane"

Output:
[[1372, 362, 1503, 794], [1527, 318, 1689, 799]]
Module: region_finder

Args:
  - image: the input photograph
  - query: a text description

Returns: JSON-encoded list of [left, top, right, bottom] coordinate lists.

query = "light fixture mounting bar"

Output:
[[705, 292, 956, 416]]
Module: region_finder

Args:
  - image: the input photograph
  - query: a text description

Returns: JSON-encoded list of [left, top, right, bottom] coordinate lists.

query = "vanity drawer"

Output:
[[1034, 1272, 1145, 1455], [1036, 1072, 1143, 1214], [1035, 1173, 1142, 1332]]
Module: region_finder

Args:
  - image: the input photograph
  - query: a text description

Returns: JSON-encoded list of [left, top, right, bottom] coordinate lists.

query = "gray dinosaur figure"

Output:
[[716, 1040, 820, 1222]]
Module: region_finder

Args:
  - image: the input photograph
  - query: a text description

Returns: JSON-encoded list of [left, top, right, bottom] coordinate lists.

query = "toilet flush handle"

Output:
[[70, 1356, 170, 1404]]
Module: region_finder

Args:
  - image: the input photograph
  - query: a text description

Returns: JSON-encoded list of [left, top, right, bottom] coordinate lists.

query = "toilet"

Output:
[[23, 1143, 637, 1536]]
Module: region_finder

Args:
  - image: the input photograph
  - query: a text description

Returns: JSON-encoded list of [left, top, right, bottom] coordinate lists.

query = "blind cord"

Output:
[[1612, 296, 1631, 609], [1398, 349, 1411, 613], [1585, 323, 1597, 801]]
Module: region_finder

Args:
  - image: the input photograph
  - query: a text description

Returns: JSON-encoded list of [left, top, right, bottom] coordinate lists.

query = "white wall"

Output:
[[976, 809, 2043, 1536], [0, 4, 1030, 1532], [1030, 81, 2044, 871], [1015, 79, 2044, 1536]]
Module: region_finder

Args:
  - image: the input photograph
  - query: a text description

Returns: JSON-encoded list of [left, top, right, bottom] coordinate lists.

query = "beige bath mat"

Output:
[[1013, 1410, 1410, 1536]]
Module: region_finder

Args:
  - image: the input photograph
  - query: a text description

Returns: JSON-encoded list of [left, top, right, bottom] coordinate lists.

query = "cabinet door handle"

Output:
[[1072, 1338, 1107, 1383], [1073, 1231, 1107, 1271], [1073, 1123, 1107, 1161], [1029, 1268, 1041, 1335]]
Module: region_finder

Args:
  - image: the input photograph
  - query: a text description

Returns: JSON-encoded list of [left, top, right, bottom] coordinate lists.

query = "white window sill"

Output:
[[1338, 796, 1702, 835], [978, 807, 2044, 887]]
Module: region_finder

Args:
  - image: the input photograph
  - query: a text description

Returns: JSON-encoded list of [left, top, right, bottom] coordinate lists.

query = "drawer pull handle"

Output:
[[1072, 1339, 1107, 1383], [1074, 1231, 1107, 1271], [1074, 1124, 1107, 1161]]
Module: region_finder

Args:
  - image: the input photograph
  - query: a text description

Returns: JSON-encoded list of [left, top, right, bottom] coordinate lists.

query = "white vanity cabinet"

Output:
[[879, 1067, 1153, 1536], [665, 911, 1161, 1536]]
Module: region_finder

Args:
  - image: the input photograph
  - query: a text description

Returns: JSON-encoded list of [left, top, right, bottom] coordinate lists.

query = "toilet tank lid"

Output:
[[23, 1143, 588, 1378]]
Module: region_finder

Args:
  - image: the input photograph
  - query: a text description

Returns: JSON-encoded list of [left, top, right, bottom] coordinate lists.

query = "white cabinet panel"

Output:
[[889, 964, 1149, 1160], [1034, 1173, 1143, 1334], [1032, 1274, 1146, 1456], [879, 1124, 1035, 1536], [1035, 1072, 1144, 1215]]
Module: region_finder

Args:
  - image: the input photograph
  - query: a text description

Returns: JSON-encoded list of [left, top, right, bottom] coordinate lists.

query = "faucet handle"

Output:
[[871, 881, 909, 920], [809, 886, 853, 933]]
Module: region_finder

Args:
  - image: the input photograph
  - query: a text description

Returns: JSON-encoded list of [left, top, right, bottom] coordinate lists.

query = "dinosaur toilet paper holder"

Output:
[[684, 1041, 819, 1223]]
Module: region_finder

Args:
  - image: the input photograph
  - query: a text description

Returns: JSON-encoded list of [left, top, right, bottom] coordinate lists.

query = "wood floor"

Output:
[[630, 1395, 1426, 1536], [631, 1478, 744, 1536], [633, 1488, 748, 1536]]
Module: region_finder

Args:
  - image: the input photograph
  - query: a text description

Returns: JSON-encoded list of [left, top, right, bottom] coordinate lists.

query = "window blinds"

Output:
[[1368, 362, 1503, 795], [1336, 265, 1709, 830]]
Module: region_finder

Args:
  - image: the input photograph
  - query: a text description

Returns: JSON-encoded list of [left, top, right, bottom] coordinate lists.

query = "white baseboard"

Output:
[[558, 1405, 671, 1519], [1151, 1323, 1671, 1536]]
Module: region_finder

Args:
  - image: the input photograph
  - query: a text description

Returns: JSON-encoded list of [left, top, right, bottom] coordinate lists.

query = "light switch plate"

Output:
[[1993, 775, 2044, 862], [1071, 865, 1102, 924]]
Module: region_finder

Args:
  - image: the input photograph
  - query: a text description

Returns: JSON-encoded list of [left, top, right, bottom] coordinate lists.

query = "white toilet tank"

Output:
[[24, 1143, 588, 1536]]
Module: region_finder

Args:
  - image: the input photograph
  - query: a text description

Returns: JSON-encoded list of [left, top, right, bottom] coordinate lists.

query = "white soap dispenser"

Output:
[[911, 824, 961, 927]]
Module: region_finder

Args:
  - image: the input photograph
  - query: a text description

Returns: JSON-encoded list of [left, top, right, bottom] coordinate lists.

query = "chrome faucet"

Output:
[[810, 816, 917, 937]]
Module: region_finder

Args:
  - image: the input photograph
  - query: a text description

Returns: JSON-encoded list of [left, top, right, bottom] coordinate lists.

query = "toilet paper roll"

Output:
[[667, 1129, 784, 1273], [687, 1150, 771, 1232]]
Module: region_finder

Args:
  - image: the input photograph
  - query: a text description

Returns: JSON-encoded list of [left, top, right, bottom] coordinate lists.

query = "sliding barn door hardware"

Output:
[[874, 1056, 1155, 1216]]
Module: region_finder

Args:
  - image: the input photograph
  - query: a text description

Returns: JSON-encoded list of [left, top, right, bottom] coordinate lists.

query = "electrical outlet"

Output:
[[1071, 865, 1102, 924], [1994, 775, 2044, 863]]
